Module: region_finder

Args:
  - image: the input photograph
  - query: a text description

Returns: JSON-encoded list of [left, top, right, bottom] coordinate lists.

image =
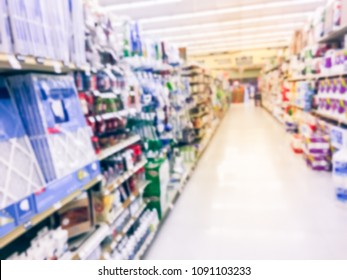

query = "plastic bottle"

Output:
[[332, 134, 347, 207]]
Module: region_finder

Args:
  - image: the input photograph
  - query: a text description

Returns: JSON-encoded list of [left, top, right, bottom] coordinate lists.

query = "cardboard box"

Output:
[[58, 193, 93, 238]]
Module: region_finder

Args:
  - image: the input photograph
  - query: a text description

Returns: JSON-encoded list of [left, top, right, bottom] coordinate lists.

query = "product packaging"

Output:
[[144, 158, 170, 219], [333, 133, 347, 206], [0, 0, 12, 53], [58, 193, 93, 238], [0, 76, 46, 236], [7, 74, 97, 183]]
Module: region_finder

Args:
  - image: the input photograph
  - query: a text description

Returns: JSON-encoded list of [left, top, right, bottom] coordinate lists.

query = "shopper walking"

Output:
[[254, 90, 262, 107]]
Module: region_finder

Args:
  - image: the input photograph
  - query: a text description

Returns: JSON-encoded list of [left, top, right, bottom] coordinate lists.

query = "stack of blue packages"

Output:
[[3, 0, 85, 65], [0, 77, 45, 211], [6, 74, 97, 184], [0, 0, 12, 53]]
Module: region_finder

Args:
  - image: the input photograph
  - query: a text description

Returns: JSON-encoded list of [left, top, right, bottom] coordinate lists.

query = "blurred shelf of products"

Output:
[[1, 0, 347, 260], [0, 0, 230, 260]]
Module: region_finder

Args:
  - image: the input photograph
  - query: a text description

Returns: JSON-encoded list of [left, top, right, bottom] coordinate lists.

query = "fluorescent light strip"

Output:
[[187, 36, 290, 49], [189, 42, 288, 56], [143, 12, 310, 35], [187, 37, 290, 52], [164, 22, 302, 42], [102, 0, 181, 11], [140, 0, 321, 24], [181, 31, 293, 47]]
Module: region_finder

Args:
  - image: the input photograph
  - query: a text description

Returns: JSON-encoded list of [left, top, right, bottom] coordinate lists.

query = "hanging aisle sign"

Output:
[[235, 56, 253, 66]]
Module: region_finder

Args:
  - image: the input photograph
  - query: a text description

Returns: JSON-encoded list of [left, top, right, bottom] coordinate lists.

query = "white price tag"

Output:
[[53, 201, 62, 210], [8, 55, 22, 69], [24, 220, 33, 230], [53, 62, 62, 73], [84, 65, 91, 76]]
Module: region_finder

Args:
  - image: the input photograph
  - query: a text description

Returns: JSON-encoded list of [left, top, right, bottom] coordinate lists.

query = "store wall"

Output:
[[188, 48, 281, 78]]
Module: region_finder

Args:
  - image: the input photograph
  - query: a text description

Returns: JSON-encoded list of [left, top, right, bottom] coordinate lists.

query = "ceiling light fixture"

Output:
[[102, 0, 181, 12], [143, 12, 310, 35], [179, 31, 293, 47], [187, 35, 290, 49], [189, 42, 288, 56], [187, 38, 288, 52], [163, 22, 301, 42], [140, 0, 321, 24], [187, 40, 288, 53]]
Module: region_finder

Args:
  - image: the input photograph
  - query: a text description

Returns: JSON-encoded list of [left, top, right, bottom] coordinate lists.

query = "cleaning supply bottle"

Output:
[[332, 133, 347, 207]]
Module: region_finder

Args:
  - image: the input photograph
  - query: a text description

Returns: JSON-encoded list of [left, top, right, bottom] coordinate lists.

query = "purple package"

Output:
[[318, 98, 325, 110], [324, 56, 332, 70], [318, 80, 325, 94], [325, 98, 332, 111], [331, 99, 338, 113], [336, 100, 346, 114], [304, 137, 330, 154], [332, 79, 338, 94], [340, 78, 347, 94], [306, 159, 330, 171], [326, 79, 332, 94]]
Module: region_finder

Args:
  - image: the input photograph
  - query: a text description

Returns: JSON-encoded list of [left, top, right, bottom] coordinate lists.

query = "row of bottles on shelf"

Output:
[[103, 209, 159, 260]]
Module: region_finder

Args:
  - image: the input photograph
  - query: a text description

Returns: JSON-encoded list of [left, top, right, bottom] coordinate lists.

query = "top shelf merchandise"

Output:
[[0, 0, 86, 68]]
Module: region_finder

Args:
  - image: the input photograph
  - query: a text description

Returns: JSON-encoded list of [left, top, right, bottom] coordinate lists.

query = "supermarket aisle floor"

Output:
[[145, 104, 347, 259]]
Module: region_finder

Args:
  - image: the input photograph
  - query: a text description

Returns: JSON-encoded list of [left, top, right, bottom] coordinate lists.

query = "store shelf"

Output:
[[102, 159, 148, 195], [72, 181, 150, 259], [96, 110, 129, 121], [71, 223, 110, 260], [288, 71, 347, 82], [191, 89, 207, 95], [97, 135, 141, 161], [318, 25, 347, 43], [289, 103, 304, 110], [133, 226, 158, 260], [311, 110, 347, 126], [123, 204, 147, 233], [0, 53, 87, 73], [108, 203, 148, 251], [164, 120, 220, 219], [264, 64, 280, 73], [0, 175, 103, 249], [194, 121, 209, 130], [164, 163, 195, 218], [107, 180, 150, 225], [190, 111, 209, 118], [136, 114, 225, 260]]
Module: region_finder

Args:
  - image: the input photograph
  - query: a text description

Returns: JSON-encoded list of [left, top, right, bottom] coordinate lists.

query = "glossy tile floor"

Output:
[[146, 104, 347, 259]]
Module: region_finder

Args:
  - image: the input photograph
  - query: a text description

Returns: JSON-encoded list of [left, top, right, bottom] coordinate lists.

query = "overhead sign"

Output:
[[235, 56, 253, 66]]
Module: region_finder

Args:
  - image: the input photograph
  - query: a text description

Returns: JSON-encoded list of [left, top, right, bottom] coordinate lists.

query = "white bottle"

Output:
[[332, 136, 347, 207]]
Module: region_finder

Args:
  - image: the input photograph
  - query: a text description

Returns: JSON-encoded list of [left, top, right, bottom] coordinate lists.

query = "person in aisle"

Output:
[[254, 90, 262, 107]]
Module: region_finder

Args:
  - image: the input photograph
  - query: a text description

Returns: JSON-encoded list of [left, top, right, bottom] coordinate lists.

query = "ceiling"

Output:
[[99, 0, 325, 56]]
